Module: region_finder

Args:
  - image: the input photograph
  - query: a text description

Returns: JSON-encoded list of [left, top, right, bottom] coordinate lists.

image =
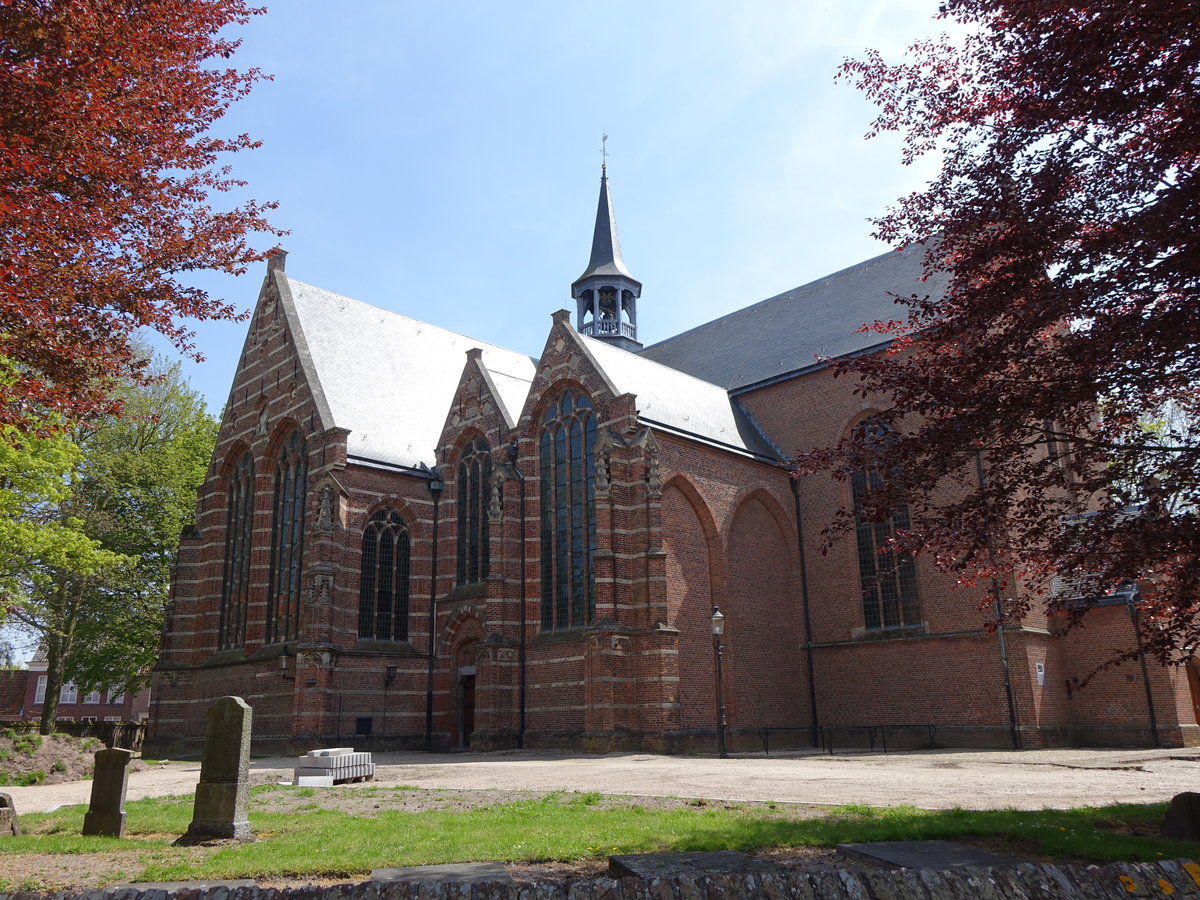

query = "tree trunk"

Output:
[[37, 580, 81, 735], [38, 631, 67, 735]]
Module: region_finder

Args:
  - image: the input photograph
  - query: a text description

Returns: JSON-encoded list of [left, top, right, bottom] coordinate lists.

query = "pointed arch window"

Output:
[[359, 510, 411, 641], [267, 430, 307, 644], [539, 389, 597, 630], [456, 437, 492, 586], [219, 452, 254, 650], [851, 441, 921, 631]]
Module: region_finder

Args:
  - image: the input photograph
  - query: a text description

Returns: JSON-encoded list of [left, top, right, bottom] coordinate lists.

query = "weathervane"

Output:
[[600, 133, 609, 168]]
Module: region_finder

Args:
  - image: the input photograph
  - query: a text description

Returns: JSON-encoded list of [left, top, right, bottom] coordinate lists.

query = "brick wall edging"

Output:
[[8, 858, 1200, 899]]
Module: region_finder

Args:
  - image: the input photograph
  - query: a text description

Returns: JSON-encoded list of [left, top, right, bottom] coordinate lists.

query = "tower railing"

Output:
[[579, 319, 635, 339]]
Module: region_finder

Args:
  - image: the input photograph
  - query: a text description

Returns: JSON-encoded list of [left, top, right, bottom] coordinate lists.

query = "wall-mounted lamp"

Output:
[[279, 646, 294, 680], [385, 665, 398, 687]]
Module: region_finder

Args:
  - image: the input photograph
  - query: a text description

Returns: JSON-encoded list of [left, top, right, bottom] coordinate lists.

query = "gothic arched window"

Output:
[[539, 389, 597, 630], [219, 452, 254, 650], [267, 430, 307, 644], [456, 437, 492, 586], [359, 510, 411, 641], [851, 441, 920, 631]]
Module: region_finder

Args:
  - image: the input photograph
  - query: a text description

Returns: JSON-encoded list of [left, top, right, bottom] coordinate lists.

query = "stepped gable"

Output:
[[286, 279, 536, 469], [641, 243, 948, 392]]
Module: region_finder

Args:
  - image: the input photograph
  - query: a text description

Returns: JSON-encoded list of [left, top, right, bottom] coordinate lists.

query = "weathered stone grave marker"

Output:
[[1164, 791, 1200, 840], [82, 747, 134, 837], [0, 793, 20, 836], [180, 695, 254, 843]]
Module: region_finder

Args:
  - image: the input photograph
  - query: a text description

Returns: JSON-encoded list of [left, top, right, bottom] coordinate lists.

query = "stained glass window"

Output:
[[267, 431, 307, 643], [539, 390, 597, 629], [456, 438, 492, 585], [851, 469, 921, 630], [359, 510, 412, 641], [219, 452, 255, 649]]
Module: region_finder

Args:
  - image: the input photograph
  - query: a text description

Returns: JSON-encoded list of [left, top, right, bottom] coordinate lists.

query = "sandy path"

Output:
[[6, 746, 1198, 815]]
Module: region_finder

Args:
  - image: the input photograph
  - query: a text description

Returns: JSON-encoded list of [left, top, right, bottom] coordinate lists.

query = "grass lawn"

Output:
[[1, 787, 1193, 891]]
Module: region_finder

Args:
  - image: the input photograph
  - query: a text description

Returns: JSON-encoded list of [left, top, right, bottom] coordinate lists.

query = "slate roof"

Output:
[[286, 279, 536, 469], [573, 169, 639, 284], [579, 333, 777, 460], [639, 244, 947, 392]]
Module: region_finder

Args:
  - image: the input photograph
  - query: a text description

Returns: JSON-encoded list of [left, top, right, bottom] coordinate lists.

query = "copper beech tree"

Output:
[[798, 0, 1199, 666], [0, 0, 282, 429]]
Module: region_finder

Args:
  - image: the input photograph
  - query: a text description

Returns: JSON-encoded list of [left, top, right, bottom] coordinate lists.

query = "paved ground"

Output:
[[7, 745, 1199, 814]]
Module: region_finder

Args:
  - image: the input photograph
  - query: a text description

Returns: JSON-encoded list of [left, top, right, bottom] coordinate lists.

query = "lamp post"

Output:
[[710, 606, 728, 759], [424, 467, 444, 751]]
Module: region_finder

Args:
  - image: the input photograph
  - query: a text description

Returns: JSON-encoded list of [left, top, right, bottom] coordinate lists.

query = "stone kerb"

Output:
[[11, 859, 1200, 899], [181, 696, 254, 843]]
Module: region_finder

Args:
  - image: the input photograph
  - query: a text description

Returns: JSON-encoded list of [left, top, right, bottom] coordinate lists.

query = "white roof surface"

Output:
[[580, 334, 775, 459], [287, 279, 535, 469]]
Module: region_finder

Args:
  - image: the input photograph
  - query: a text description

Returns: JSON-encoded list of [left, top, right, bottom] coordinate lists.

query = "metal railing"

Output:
[[579, 319, 635, 339], [756, 724, 938, 755]]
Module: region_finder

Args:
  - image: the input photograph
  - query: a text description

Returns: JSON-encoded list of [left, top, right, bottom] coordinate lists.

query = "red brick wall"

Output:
[[149, 279, 1191, 755]]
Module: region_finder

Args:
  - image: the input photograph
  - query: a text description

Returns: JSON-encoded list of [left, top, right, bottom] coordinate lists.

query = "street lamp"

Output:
[[710, 606, 728, 758], [425, 467, 444, 751]]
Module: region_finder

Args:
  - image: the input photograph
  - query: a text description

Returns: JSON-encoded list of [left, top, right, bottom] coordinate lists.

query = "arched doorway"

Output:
[[454, 639, 478, 749]]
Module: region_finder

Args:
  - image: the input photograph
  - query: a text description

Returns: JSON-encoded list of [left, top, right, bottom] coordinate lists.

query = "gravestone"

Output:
[[181, 696, 254, 842], [0, 793, 20, 836], [82, 747, 134, 837], [1163, 791, 1200, 840]]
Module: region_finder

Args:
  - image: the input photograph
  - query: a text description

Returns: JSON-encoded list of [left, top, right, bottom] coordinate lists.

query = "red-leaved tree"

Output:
[[798, 0, 1200, 667], [0, 0, 282, 428]]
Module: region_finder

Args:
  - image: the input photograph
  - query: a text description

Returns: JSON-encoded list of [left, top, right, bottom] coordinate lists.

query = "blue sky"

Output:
[[159, 1, 955, 413]]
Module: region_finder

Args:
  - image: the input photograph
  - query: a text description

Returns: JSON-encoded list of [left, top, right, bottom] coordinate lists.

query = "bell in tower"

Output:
[[572, 163, 643, 352]]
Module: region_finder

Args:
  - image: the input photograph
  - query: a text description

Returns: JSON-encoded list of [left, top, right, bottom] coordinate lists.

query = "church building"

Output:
[[147, 169, 1198, 754]]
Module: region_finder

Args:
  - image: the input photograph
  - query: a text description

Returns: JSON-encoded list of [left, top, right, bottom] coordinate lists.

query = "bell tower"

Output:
[[572, 164, 642, 352]]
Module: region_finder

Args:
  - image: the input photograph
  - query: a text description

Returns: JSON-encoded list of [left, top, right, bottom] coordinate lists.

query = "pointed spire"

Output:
[[578, 166, 634, 280], [572, 160, 643, 352]]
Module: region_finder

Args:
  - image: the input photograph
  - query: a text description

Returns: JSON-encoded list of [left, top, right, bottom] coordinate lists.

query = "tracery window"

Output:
[[359, 509, 411, 641], [456, 437, 492, 585], [267, 430, 307, 644], [851, 468, 921, 631], [219, 452, 254, 649], [539, 389, 597, 630]]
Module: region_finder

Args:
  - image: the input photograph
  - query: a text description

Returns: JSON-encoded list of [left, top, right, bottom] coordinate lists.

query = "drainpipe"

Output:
[[1127, 590, 1162, 747], [508, 440, 527, 749], [424, 468, 444, 751], [788, 475, 820, 747], [974, 452, 1021, 749]]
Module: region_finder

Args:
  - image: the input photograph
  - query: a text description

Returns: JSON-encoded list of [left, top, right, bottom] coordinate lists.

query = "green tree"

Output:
[[5, 353, 216, 733]]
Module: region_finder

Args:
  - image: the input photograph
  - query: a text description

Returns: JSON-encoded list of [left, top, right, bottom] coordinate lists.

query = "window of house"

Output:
[[60, 682, 78, 704], [267, 430, 307, 644], [358, 509, 411, 642], [456, 437, 492, 585], [104, 716, 122, 722], [34, 675, 47, 705], [83, 689, 101, 704], [80, 716, 97, 723], [108, 689, 125, 705], [219, 452, 255, 650], [539, 389, 597, 630], [851, 468, 921, 630]]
